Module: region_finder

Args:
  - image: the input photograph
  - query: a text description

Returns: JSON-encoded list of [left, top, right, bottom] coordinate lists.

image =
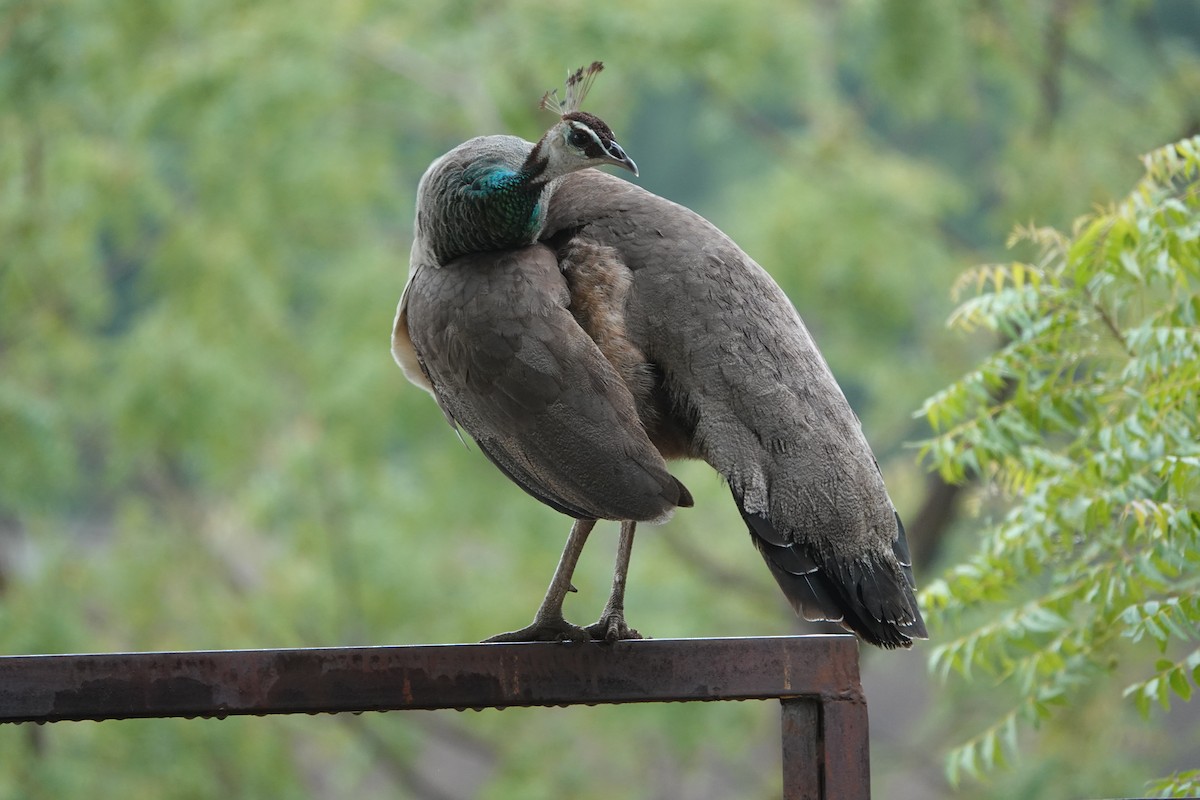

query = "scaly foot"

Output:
[[584, 610, 643, 643], [482, 614, 591, 643]]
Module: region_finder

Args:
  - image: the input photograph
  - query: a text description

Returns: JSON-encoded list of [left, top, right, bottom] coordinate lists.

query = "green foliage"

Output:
[[1150, 770, 1200, 798], [919, 137, 1200, 794]]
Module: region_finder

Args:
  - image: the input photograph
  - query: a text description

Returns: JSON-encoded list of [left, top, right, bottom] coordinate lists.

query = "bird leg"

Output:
[[483, 518, 596, 643], [585, 520, 643, 642]]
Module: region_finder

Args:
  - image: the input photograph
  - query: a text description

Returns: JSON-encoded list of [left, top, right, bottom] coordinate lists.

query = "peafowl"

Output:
[[393, 62, 928, 648]]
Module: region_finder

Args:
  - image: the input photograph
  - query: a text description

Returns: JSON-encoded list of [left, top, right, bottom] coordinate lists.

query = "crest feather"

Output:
[[540, 61, 604, 116]]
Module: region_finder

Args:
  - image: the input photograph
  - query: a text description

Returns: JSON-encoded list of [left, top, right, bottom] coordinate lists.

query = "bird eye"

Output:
[[567, 128, 591, 148]]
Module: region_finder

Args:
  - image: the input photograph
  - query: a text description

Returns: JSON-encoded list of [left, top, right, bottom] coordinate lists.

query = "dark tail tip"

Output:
[[674, 478, 695, 508], [736, 500, 927, 649]]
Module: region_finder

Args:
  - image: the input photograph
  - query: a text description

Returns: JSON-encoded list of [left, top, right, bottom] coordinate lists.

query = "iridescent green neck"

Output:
[[458, 162, 548, 251]]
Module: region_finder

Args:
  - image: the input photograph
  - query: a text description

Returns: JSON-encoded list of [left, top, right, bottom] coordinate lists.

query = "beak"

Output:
[[605, 140, 639, 177]]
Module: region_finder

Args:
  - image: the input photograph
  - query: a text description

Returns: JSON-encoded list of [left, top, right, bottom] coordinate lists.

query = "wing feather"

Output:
[[404, 243, 688, 522]]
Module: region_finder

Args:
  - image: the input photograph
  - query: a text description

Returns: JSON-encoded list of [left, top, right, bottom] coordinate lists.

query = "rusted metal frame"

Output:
[[819, 693, 871, 798], [781, 694, 871, 800], [0, 635, 868, 799], [781, 698, 822, 799], [0, 635, 860, 723]]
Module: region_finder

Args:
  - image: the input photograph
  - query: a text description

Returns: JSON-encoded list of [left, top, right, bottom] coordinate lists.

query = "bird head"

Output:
[[527, 62, 639, 180]]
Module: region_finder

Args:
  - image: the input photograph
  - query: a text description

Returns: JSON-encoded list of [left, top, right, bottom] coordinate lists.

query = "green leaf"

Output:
[[1168, 666, 1192, 702], [1120, 250, 1143, 280]]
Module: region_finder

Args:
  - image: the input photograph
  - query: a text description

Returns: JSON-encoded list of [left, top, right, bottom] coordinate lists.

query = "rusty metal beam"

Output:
[[0, 636, 869, 799], [0, 635, 861, 723]]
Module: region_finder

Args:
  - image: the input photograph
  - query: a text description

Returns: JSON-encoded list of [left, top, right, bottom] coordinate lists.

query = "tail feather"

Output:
[[737, 500, 927, 649], [674, 478, 695, 508]]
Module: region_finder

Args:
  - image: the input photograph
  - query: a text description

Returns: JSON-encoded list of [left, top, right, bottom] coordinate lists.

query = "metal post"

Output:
[[781, 693, 869, 800], [820, 695, 871, 798], [781, 698, 821, 800]]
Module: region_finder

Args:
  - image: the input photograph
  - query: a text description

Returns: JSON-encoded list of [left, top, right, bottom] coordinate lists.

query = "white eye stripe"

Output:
[[566, 121, 605, 151]]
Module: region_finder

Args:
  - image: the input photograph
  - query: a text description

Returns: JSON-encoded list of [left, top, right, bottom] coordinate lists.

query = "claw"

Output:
[[482, 615, 590, 643]]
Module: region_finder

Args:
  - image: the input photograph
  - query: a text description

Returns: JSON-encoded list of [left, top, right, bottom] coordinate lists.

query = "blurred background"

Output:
[[2, 0, 1198, 797]]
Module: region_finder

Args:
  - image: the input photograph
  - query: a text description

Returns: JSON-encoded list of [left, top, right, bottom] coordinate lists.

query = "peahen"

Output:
[[393, 63, 928, 648]]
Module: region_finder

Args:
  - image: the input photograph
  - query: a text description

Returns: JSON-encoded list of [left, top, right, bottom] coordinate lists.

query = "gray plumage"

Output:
[[544, 170, 925, 646], [393, 65, 926, 648], [403, 242, 691, 523]]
